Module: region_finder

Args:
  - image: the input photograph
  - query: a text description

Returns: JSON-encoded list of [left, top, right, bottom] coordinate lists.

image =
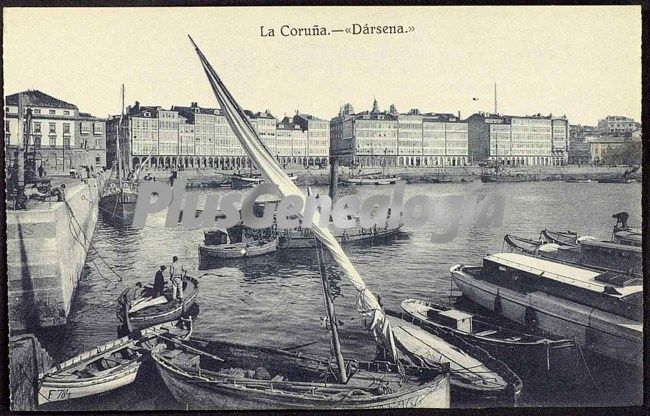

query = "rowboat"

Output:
[[450, 253, 643, 368], [151, 337, 450, 409], [341, 176, 401, 186], [386, 309, 522, 404], [564, 179, 592, 183], [157, 35, 453, 409], [198, 238, 277, 269], [199, 239, 277, 259], [400, 299, 577, 376], [231, 173, 264, 189], [38, 320, 192, 405], [505, 234, 643, 278], [117, 277, 199, 331]]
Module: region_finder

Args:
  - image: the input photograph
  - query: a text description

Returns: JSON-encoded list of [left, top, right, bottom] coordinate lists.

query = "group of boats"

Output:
[[37, 37, 643, 410]]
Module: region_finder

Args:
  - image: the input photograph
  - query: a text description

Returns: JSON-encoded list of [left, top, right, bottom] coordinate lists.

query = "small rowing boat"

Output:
[[198, 238, 278, 269], [117, 277, 199, 331], [38, 320, 192, 405], [400, 299, 576, 377], [386, 309, 522, 404]]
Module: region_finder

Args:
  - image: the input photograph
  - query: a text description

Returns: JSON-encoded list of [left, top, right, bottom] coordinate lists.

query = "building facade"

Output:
[[465, 112, 569, 166], [106, 101, 329, 170], [4, 90, 106, 173], [597, 116, 639, 135], [330, 100, 468, 167], [586, 134, 642, 165]]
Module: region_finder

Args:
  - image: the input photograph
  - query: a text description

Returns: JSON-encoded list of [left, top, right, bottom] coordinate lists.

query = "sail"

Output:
[[188, 35, 398, 361]]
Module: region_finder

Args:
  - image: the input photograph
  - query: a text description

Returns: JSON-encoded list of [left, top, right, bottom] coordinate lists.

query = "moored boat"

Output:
[[386, 309, 522, 404], [399, 299, 577, 377], [117, 277, 200, 331], [198, 238, 277, 268], [38, 320, 192, 406], [541, 229, 579, 246], [450, 253, 643, 368], [342, 176, 401, 186], [278, 224, 404, 250], [152, 337, 450, 409]]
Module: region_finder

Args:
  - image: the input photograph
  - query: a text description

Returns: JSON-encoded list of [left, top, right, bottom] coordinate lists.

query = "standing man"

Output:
[[169, 256, 186, 300], [38, 164, 44, 178], [153, 265, 167, 297]]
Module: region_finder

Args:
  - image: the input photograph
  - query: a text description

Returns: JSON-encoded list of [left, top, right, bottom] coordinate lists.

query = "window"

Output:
[[34, 109, 41, 114], [5, 121, 9, 132], [33, 136, 41, 148], [33, 122, 41, 133], [64, 110, 70, 115], [49, 123, 56, 134], [49, 109, 55, 115], [63, 123, 70, 135], [63, 137, 70, 149], [49, 136, 56, 147]]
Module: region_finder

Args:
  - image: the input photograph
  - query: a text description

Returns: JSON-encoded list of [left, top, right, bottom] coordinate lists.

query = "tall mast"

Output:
[[311, 185, 346, 383], [117, 84, 124, 190], [316, 240, 347, 383], [494, 82, 497, 114]]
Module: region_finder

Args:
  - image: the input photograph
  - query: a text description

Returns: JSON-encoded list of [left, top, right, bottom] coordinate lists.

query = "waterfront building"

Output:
[[4, 90, 106, 172], [107, 101, 329, 170], [586, 134, 642, 165], [597, 115, 639, 135], [330, 99, 468, 167], [568, 124, 597, 165], [465, 112, 569, 166]]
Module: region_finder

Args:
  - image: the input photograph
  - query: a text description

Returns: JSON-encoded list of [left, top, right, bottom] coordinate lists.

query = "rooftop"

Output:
[[5, 90, 78, 110]]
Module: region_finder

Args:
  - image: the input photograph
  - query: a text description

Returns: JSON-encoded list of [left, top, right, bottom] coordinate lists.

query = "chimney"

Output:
[[191, 102, 198, 108], [458, 111, 461, 119]]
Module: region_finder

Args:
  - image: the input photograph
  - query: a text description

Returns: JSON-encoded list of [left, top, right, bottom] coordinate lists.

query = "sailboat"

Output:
[[99, 85, 139, 221], [150, 36, 452, 409]]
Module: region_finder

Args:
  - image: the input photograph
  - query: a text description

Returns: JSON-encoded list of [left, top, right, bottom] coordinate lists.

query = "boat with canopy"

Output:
[[151, 35, 452, 409]]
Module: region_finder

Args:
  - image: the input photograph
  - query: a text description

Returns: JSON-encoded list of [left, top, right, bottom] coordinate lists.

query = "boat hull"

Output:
[[155, 362, 449, 409], [342, 177, 400, 186], [450, 267, 643, 368], [123, 278, 199, 331], [98, 191, 137, 222], [198, 240, 278, 269], [153, 339, 450, 410], [279, 227, 403, 250], [400, 299, 577, 375]]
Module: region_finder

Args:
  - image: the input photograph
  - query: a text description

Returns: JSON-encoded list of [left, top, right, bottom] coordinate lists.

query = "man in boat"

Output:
[[169, 256, 186, 300], [153, 265, 167, 297], [115, 282, 144, 320]]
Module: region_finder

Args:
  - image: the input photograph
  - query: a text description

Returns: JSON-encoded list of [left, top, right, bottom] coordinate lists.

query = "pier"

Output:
[[7, 174, 105, 333]]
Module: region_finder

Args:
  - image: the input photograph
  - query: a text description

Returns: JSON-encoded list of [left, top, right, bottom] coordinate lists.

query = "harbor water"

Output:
[[38, 181, 643, 409]]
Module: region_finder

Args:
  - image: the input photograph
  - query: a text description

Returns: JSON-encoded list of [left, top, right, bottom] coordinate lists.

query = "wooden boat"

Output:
[[450, 253, 643, 368], [386, 309, 522, 404], [152, 337, 450, 409], [541, 229, 579, 246], [231, 173, 264, 189], [38, 320, 192, 405], [278, 225, 404, 249], [199, 238, 277, 268], [117, 277, 199, 331], [341, 176, 401, 186], [564, 179, 592, 183], [400, 299, 577, 376], [157, 36, 452, 409], [520, 232, 643, 278]]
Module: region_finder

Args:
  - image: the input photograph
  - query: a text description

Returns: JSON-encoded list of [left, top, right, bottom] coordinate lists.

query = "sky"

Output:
[[3, 6, 642, 126]]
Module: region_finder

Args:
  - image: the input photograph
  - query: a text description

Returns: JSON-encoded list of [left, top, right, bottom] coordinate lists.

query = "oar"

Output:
[[154, 334, 224, 362], [281, 340, 318, 351]]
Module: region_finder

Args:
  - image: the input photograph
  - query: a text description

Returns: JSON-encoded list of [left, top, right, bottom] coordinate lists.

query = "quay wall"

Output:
[[6, 174, 105, 333], [145, 165, 642, 187], [8, 335, 53, 410]]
